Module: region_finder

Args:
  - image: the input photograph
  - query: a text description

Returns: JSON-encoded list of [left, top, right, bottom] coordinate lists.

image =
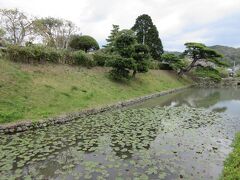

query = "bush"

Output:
[[159, 62, 173, 70], [149, 60, 159, 70], [7, 45, 62, 63], [236, 70, 240, 78], [193, 66, 222, 82], [72, 50, 95, 67], [216, 67, 228, 78], [93, 51, 113, 66], [109, 56, 134, 80], [6, 45, 98, 68]]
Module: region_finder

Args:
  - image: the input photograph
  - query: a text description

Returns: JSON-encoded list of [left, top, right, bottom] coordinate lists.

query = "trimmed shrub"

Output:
[[69, 35, 99, 52], [109, 56, 135, 80], [6, 45, 97, 68], [72, 50, 95, 67], [7, 45, 62, 64], [93, 51, 114, 66]]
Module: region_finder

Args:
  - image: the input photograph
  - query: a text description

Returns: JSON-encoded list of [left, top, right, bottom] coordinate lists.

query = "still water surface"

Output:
[[0, 88, 240, 180]]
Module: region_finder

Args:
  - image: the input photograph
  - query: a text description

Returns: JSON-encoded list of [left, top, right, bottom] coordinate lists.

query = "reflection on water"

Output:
[[131, 88, 240, 117], [0, 88, 240, 180]]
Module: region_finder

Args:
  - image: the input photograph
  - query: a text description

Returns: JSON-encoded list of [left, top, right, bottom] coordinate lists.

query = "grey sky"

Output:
[[1, 0, 240, 51]]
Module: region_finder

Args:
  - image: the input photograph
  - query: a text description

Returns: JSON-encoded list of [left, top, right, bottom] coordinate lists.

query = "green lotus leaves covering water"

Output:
[[0, 105, 238, 179]]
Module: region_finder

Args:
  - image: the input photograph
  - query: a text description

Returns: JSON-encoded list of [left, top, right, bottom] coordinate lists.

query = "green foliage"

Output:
[[7, 45, 62, 63], [193, 66, 222, 82], [114, 30, 136, 58], [6, 45, 96, 67], [72, 50, 95, 67], [109, 30, 151, 80], [179, 42, 224, 75], [92, 50, 113, 66], [216, 67, 228, 78], [109, 56, 135, 80], [149, 60, 160, 70], [158, 63, 173, 70], [221, 133, 240, 179], [184, 42, 223, 60], [132, 44, 150, 76], [0, 28, 6, 46], [236, 70, 240, 78], [161, 53, 186, 72], [69, 35, 99, 52], [109, 30, 137, 80], [132, 14, 163, 60], [104, 24, 119, 52]]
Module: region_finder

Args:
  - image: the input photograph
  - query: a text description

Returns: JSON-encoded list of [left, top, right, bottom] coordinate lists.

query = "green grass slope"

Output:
[[222, 133, 240, 179], [0, 59, 191, 124]]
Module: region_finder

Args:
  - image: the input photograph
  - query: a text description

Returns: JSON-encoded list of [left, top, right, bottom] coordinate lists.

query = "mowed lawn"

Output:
[[0, 59, 191, 124]]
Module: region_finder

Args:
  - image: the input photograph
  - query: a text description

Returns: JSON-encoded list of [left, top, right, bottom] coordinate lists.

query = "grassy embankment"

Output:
[[0, 58, 191, 124], [222, 133, 240, 179]]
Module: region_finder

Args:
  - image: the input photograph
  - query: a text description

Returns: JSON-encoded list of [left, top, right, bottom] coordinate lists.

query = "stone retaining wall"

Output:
[[0, 86, 192, 134], [196, 78, 240, 88]]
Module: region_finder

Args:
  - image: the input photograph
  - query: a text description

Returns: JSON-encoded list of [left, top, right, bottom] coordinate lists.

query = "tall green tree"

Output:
[[109, 30, 136, 80], [109, 30, 150, 80], [179, 42, 224, 75], [132, 44, 150, 77], [132, 14, 163, 60], [104, 24, 119, 51]]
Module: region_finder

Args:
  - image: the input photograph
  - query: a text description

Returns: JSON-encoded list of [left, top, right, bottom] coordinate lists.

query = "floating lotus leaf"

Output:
[[0, 105, 239, 179]]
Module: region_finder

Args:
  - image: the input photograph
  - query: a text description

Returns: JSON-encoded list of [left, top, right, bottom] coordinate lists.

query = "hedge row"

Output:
[[5, 45, 173, 70], [6, 45, 116, 67]]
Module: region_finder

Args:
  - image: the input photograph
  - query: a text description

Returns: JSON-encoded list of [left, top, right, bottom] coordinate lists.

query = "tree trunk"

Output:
[[178, 59, 198, 76], [132, 70, 137, 78]]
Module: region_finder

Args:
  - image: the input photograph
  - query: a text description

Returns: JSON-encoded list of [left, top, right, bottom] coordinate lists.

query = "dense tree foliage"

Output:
[[179, 42, 224, 75], [0, 9, 33, 45], [109, 30, 150, 80], [161, 53, 186, 73], [104, 24, 119, 52], [132, 44, 150, 77], [69, 35, 99, 52], [109, 30, 136, 80], [132, 14, 163, 60]]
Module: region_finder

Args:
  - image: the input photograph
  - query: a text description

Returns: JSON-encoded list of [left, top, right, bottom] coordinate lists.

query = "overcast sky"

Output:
[[1, 0, 240, 51]]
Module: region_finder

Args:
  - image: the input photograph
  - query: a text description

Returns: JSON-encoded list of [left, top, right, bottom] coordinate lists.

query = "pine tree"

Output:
[[132, 14, 163, 60], [104, 24, 119, 51]]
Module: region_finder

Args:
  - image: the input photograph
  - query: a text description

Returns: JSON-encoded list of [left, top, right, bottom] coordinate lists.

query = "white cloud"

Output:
[[1, 0, 240, 50]]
